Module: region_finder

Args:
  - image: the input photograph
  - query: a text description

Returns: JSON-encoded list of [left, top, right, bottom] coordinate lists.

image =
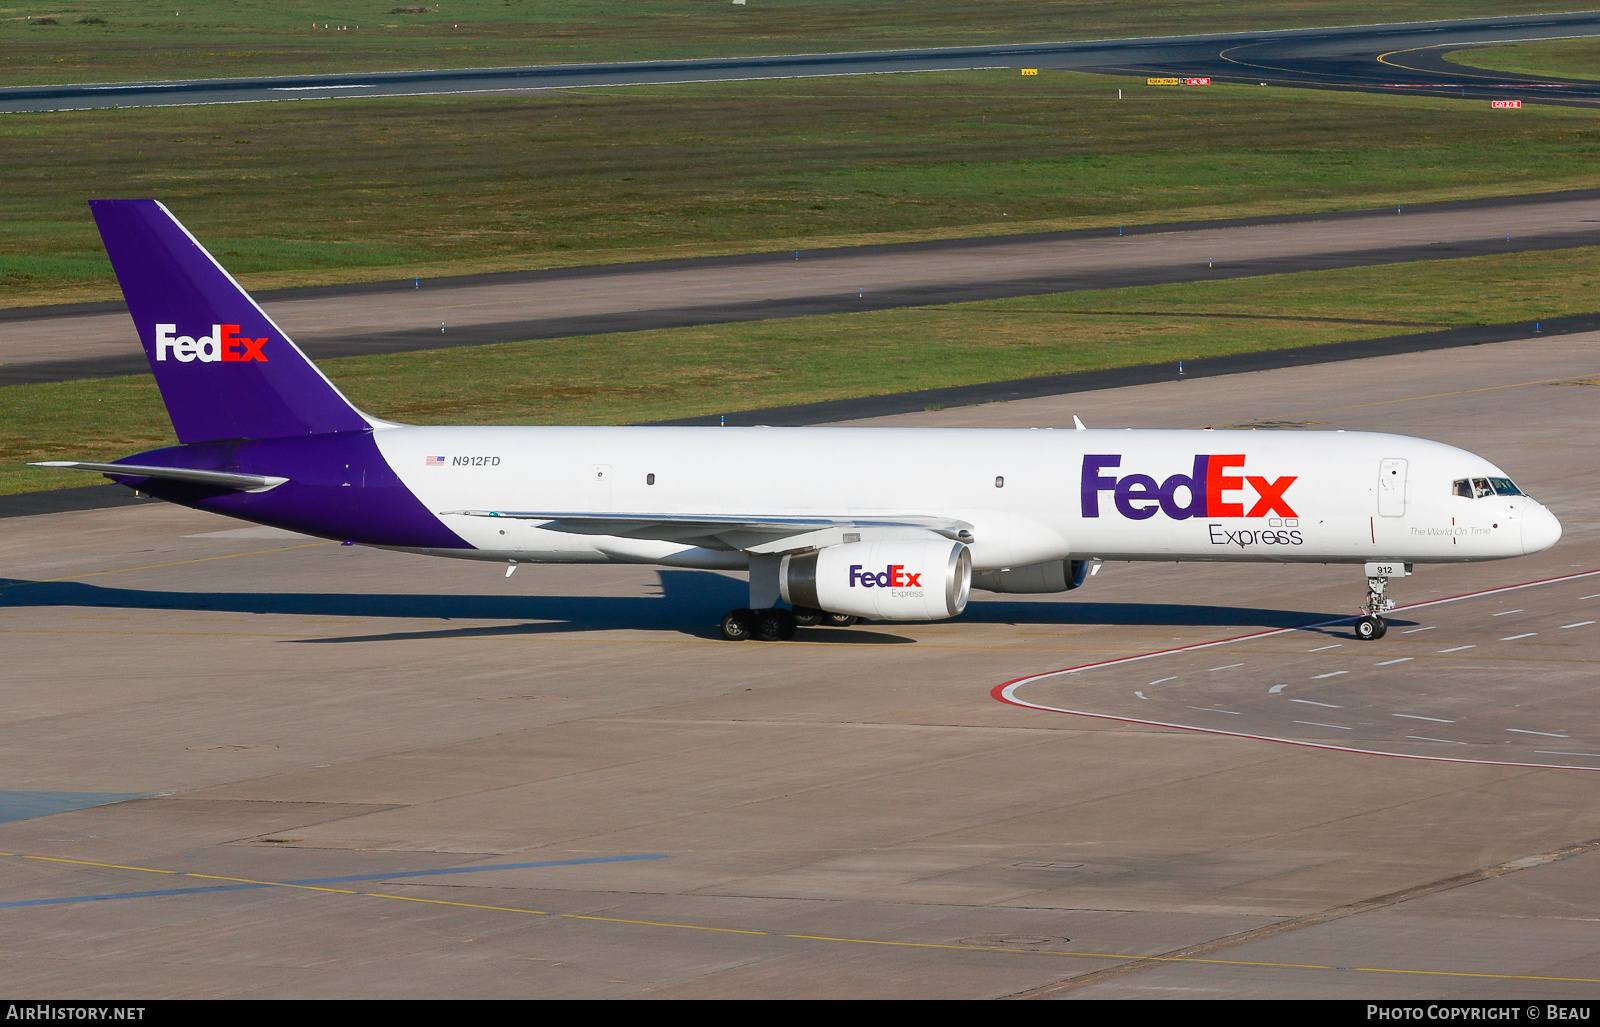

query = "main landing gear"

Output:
[[720, 606, 859, 641], [721, 554, 859, 641]]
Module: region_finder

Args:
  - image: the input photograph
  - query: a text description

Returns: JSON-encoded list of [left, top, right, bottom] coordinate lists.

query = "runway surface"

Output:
[[4, 12, 1600, 114], [1, 333, 1597, 997], [6, 189, 1600, 387]]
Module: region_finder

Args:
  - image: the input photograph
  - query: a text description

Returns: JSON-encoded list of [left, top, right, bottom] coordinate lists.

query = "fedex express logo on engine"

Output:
[[154, 324, 268, 363], [849, 564, 922, 589], [1082, 454, 1296, 520]]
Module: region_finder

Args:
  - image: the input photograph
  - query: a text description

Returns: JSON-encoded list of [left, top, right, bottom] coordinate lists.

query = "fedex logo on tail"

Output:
[[155, 324, 268, 363], [1082, 454, 1297, 520]]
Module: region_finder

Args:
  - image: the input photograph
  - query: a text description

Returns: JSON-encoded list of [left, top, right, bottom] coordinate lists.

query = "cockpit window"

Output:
[[1452, 477, 1525, 498]]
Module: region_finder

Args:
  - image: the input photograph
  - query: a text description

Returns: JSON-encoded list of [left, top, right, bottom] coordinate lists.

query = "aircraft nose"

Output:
[[1522, 503, 1563, 555]]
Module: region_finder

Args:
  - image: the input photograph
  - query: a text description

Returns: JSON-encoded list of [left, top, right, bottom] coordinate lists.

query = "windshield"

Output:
[[1453, 477, 1526, 498]]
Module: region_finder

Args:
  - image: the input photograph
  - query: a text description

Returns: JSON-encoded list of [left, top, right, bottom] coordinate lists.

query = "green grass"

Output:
[[0, 1, 1561, 87], [7, 70, 1600, 306], [8, 244, 1600, 495], [1447, 38, 1600, 81]]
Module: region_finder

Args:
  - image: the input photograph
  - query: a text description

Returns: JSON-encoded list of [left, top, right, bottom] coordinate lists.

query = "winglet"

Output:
[[1073, 415, 1087, 431]]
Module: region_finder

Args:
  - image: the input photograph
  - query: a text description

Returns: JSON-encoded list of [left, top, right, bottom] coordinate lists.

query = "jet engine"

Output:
[[780, 539, 971, 620], [970, 559, 1091, 594]]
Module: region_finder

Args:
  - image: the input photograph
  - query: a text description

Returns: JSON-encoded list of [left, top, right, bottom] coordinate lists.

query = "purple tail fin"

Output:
[[89, 199, 371, 444]]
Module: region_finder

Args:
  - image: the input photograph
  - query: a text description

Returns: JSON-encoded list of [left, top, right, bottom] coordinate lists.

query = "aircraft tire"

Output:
[[821, 613, 859, 627], [721, 608, 758, 641], [755, 608, 797, 641], [790, 606, 825, 626], [1354, 615, 1387, 641]]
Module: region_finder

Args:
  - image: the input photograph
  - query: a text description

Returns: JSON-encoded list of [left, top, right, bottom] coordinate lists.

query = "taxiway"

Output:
[[4, 11, 1600, 114]]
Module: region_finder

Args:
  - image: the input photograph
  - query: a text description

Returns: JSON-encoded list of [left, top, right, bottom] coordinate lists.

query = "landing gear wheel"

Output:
[[1354, 615, 1388, 641], [822, 612, 859, 627], [720, 608, 758, 641], [755, 608, 797, 641], [790, 606, 824, 627]]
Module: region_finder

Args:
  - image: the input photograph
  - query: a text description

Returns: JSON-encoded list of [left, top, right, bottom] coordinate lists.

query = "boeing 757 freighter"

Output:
[[35, 201, 1562, 641]]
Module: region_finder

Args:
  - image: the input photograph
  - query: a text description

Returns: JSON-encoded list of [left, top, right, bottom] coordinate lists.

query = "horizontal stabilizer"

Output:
[[440, 509, 974, 553], [32, 461, 288, 493]]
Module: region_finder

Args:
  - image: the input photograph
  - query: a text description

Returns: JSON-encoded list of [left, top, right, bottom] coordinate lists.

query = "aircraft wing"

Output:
[[439, 509, 975, 553], [30, 461, 288, 493]]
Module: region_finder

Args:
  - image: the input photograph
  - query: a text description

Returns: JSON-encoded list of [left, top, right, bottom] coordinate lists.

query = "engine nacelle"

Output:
[[971, 559, 1091, 594], [780, 539, 971, 621]]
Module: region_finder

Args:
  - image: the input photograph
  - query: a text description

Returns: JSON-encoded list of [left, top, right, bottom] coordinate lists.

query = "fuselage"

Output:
[[130, 424, 1561, 571]]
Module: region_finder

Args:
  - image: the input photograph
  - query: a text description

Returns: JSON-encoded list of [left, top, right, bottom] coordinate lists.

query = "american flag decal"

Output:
[[425, 455, 446, 466]]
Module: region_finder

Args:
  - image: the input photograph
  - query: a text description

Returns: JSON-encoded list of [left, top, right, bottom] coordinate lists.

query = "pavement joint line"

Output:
[[2, 849, 1595, 984], [0, 541, 337, 592]]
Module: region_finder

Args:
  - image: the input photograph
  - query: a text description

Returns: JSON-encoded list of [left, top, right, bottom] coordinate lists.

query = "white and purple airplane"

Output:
[[36, 200, 1562, 641]]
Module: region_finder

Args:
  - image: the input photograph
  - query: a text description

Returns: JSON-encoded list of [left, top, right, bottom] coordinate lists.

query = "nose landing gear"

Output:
[[1354, 562, 1410, 641], [1355, 575, 1393, 640]]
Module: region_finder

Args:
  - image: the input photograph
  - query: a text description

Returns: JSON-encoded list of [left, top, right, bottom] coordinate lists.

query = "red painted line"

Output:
[[991, 567, 1600, 772]]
